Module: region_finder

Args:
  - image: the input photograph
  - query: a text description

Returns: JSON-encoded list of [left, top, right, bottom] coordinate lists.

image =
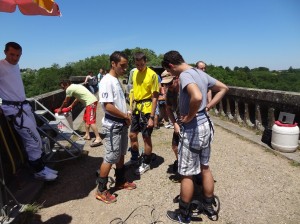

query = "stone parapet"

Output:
[[213, 86, 300, 130]]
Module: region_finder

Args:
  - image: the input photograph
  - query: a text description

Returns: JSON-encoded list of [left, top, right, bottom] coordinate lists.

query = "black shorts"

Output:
[[130, 113, 153, 137], [172, 132, 180, 146]]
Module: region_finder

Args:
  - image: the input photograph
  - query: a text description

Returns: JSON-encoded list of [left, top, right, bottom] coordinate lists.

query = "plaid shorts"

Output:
[[178, 120, 214, 176], [103, 124, 128, 164]]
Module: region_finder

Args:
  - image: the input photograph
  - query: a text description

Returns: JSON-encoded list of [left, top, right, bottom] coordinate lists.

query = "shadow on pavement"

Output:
[[30, 213, 72, 224], [36, 154, 102, 208]]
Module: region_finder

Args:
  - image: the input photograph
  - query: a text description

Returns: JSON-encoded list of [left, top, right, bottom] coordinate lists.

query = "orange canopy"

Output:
[[0, 0, 61, 16]]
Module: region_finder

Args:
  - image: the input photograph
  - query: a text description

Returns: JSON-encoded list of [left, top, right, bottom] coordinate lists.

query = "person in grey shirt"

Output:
[[162, 50, 228, 223]]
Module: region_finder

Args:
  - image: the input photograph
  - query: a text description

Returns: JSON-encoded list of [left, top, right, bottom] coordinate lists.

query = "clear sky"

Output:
[[1, 0, 299, 70]]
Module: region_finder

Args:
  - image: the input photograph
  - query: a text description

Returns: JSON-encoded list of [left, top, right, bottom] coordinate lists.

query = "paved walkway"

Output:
[[32, 107, 300, 224]]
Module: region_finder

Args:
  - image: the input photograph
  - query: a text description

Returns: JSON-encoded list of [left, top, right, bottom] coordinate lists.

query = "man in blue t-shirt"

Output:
[[162, 50, 228, 223]]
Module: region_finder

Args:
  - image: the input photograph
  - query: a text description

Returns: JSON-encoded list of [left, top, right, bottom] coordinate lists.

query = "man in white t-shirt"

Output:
[[96, 51, 136, 204], [0, 42, 58, 181]]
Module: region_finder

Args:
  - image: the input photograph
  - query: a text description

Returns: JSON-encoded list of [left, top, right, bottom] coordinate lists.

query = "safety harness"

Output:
[[2, 100, 30, 129]]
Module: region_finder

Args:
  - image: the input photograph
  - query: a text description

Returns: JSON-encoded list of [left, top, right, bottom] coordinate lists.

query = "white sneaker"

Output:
[[124, 159, 139, 167], [165, 123, 173, 129], [135, 163, 150, 175], [44, 166, 58, 175], [34, 168, 57, 181]]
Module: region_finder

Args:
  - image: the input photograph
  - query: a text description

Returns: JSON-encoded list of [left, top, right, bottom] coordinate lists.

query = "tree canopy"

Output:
[[21, 47, 300, 97]]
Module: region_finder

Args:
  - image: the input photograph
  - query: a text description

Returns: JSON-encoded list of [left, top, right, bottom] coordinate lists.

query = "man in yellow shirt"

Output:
[[127, 52, 159, 175]]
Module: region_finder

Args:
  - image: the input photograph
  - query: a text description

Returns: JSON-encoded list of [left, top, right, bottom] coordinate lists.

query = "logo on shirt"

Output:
[[102, 92, 108, 98]]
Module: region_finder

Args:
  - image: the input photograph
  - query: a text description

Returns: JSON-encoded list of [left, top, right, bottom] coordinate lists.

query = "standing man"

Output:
[[195, 61, 206, 71], [127, 52, 159, 175], [84, 71, 98, 94], [96, 51, 136, 204], [97, 68, 104, 82], [162, 51, 228, 223], [0, 42, 57, 181], [162, 71, 180, 173], [196, 61, 212, 103], [58, 80, 102, 147]]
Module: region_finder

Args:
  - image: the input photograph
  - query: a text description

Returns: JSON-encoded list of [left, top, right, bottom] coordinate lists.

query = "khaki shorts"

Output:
[[103, 124, 128, 164]]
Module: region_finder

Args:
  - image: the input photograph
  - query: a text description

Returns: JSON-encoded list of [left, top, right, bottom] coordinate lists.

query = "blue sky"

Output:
[[1, 0, 299, 70]]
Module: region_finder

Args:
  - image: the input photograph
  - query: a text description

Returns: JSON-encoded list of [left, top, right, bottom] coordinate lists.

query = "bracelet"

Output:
[[149, 115, 155, 120]]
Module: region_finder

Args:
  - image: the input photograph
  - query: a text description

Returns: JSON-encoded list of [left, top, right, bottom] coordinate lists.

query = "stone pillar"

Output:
[[234, 100, 243, 123], [244, 103, 254, 127], [267, 107, 275, 129], [255, 104, 264, 131], [226, 98, 234, 120], [219, 100, 226, 117]]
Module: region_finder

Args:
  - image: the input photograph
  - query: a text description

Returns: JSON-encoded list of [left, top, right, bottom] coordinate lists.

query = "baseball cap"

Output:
[[161, 70, 174, 84]]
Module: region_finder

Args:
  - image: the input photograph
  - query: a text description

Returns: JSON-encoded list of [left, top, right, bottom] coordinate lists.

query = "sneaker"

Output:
[[135, 163, 150, 175], [44, 166, 58, 175], [115, 181, 137, 190], [166, 210, 190, 224], [95, 190, 117, 204], [165, 123, 173, 128], [203, 197, 218, 221], [124, 159, 139, 166], [34, 168, 57, 181]]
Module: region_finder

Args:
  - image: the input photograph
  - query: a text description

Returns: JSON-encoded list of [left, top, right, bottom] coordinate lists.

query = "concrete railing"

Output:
[[1, 86, 299, 188], [213, 86, 300, 132]]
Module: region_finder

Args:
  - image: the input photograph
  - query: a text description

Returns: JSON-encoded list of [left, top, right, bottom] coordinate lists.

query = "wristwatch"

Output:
[[149, 115, 155, 120]]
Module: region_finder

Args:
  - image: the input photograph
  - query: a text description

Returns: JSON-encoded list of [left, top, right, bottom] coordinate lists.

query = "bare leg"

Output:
[[180, 176, 194, 202], [100, 162, 112, 178], [90, 123, 101, 142], [129, 132, 139, 152], [143, 136, 152, 156], [83, 123, 91, 139], [172, 145, 178, 160], [201, 164, 214, 197]]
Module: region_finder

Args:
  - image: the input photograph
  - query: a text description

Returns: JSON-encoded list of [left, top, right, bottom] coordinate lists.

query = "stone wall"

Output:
[[215, 87, 300, 130]]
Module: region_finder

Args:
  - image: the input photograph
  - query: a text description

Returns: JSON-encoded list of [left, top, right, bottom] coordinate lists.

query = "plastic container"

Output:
[[54, 112, 73, 132], [271, 121, 299, 153]]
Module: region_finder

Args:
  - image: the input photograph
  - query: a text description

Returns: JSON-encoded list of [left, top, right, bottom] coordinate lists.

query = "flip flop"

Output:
[[90, 141, 102, 147], [82, 136, 91, 140]]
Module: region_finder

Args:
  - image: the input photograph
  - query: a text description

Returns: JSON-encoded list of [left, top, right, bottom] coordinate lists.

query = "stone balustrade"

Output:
[[1, 86, 299, 185], [213, 86, 300, 132]]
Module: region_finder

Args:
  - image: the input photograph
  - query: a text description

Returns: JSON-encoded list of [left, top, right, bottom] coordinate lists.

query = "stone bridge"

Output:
[[0, 85, 299, 223]]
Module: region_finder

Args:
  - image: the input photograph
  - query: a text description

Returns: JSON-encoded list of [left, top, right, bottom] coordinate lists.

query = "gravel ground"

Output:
[[32, 113, 300, 224]]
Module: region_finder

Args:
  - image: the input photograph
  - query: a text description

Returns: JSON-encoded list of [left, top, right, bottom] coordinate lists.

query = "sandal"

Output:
[[90, 140, 102, 147]]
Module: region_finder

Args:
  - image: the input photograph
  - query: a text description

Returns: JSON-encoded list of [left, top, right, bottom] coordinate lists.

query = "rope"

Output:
[[5, 118, 24, 163], [0, 126, 16, 174], [109, 205, 165, 224]]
